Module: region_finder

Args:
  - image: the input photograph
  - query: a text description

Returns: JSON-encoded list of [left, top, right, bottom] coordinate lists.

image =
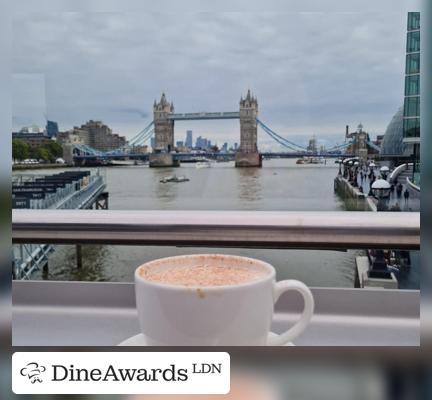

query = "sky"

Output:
[[12, 8, 420, 151]]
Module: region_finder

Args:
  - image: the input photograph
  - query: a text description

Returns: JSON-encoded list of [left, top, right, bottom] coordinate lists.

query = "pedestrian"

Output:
[[396, 183, 403, 197], [404, 188, 409, 203], [390, 184, 395, 195]]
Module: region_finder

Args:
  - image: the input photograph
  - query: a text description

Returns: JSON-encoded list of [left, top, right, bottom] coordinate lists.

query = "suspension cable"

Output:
[[256, 119, 307, 150]]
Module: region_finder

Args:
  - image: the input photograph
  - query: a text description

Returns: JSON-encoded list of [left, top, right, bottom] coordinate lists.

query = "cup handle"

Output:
[[267, 280, 314, 346]]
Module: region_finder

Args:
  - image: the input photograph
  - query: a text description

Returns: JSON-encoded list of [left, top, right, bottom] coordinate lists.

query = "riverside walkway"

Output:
[[353, 165, 420, 212]]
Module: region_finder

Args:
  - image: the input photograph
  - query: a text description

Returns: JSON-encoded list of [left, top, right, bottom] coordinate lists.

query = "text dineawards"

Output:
[[52, 364, 189, 382]]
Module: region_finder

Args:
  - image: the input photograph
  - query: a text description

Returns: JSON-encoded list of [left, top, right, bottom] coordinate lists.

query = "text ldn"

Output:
[[52, 364, 188, 382], [192, 363, 222, 374]]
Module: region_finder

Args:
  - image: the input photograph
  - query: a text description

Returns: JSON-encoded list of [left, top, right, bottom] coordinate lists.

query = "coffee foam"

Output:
[[138, 256, 269, 287]]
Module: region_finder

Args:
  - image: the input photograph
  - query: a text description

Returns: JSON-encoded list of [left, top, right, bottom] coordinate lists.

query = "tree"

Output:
[[34, 147, 50, 162], [12, 139, 30, 161], [44, 141, 63, 158]]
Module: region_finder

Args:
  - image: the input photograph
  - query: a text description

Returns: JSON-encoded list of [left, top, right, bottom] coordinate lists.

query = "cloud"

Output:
[[12, 7, 420, 149]]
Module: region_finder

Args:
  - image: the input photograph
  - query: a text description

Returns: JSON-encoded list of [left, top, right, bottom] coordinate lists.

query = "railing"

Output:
[[389, 162, 412, 183], [12, 243, 54, 279], [55, 175, 105, 209], [12, 171, 106, 210], [406, 177, 420, 192], [12, 210, 420, 250]]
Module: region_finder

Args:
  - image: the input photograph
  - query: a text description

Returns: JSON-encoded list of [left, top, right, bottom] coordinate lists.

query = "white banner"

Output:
[[12, 352, 230, 394]]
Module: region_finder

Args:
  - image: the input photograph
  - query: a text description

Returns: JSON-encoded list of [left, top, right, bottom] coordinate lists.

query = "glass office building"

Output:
[[403, 12, 420, 181], [380, 106, 404, 155], [46, 120, 59, 138]]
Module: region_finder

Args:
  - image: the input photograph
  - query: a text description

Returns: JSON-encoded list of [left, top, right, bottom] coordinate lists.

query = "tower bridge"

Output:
[[150, 90, 260, 167], [72, 90, 355, 165]]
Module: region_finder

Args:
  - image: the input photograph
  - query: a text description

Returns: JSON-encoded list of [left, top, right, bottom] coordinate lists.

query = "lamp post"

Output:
[[352, 161, 359, 187], [371, 179, 391, 211], [346, 160, 352, 183], [337, 159, 342, 175], [380, 166, 390, 180], [342, 159, 349, 178], [370, 249, 389, 275]]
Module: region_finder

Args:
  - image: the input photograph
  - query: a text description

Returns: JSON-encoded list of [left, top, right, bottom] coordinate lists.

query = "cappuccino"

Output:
[[134, 254, 314, 345], [139, 263, 268, 287]]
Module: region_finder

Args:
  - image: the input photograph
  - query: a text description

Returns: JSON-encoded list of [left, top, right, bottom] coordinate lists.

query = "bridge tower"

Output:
[[235, 89, 262, 167], [149, 93, 178, 167]]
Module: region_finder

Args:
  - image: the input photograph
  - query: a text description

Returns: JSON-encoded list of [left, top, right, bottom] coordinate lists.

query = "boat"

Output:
[[196, 161, 211, 169], [110, 160, 136, 166], [160, 175, 190, 183], [296, 156, 326, 165]]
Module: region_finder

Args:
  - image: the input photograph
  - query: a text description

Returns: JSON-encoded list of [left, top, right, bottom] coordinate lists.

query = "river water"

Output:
[[15, 159, 418, 288]]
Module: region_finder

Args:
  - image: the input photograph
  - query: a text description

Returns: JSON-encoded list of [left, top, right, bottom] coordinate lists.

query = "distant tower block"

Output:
[[235, 89, 262, 167], [150, 93, 178, 167]]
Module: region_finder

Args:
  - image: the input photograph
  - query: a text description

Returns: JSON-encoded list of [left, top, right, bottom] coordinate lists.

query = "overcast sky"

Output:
[[12, 8, 420, 150]]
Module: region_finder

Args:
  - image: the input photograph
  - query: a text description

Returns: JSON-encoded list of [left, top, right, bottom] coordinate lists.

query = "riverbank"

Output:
[[334, 175, 376, 211], [12, 163, 73, 171]]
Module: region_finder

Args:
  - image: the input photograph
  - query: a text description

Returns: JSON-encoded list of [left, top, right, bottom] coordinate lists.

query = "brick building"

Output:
[[57, 120, 126, 152]]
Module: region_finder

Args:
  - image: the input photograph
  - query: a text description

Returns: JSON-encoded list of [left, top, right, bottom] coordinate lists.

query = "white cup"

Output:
[[134, 254, 314, 346]]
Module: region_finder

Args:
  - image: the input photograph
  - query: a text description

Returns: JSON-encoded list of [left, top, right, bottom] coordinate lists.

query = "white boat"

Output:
[[195, 161, 211, 169], [160, 175, 190, 183], [297, 156, 326, 165]]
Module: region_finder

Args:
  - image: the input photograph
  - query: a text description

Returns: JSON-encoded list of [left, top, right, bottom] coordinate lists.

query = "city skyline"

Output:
[[13, 8, 419, 150]]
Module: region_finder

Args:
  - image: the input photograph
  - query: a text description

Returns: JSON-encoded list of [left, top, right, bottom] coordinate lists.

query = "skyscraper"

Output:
[[402, 12, 420, 179], [185, 130, 193, 148], [46, 120, 59, 138], [196, 136, 207, 149]]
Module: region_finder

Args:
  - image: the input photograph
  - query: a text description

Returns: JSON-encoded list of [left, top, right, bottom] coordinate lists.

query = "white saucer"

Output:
[[118, 332, 295, 346]]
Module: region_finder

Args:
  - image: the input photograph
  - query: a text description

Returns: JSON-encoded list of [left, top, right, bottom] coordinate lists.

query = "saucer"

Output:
[[118, 332, 294, 346]]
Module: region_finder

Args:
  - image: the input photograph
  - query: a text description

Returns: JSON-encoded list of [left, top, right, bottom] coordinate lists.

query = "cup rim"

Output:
[[135, 253, 276, 291]]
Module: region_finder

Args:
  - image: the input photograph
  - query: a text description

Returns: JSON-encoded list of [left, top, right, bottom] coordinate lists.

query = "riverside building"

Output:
[[402, 12, 420, 182], [59, 120, 127, 152]]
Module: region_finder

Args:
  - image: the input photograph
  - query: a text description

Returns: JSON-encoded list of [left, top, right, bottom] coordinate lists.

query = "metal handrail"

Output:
[[12, 210, 420, 250]]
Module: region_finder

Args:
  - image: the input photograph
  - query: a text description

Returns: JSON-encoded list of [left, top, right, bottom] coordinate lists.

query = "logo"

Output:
[[13, 352, 230, 394], [20, 362, 46, 383]]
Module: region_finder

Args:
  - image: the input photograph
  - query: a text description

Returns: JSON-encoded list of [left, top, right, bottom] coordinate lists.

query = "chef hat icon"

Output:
[[20, 362, 46, 383]]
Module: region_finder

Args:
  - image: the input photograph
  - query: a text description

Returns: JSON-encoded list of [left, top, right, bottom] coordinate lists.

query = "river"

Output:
[[14, 159, 418, 288]]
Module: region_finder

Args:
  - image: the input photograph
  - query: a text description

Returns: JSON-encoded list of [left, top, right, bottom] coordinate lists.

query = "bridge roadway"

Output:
[[168, 111, 240, 120], [74, 152, 349, 162]]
